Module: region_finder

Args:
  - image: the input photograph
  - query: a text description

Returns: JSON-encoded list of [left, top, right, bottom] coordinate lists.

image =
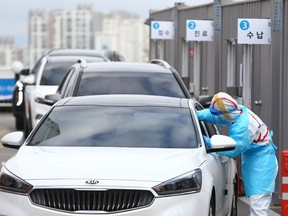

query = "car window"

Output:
[[57, 68, 74, 94], [40, 61, 75, 85], [30, 56, 44, 75], [28, 106, 198, 149], [195, 103, 219, 137], [75, 72, 187, 98], [58, 68, 77, 97], [40, 56, 107, 86], [65, 68, 80, 96]]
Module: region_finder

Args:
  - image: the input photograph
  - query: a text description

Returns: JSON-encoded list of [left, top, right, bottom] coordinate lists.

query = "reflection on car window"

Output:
[[76, 72, 186, 98], [28, 106, 198, 148], [40, 57, 106, 86], [40, 62, 75, 85]]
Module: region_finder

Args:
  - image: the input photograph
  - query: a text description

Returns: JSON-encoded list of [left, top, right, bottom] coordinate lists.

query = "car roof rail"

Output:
[[77, 59, 88, 68], [149, 59, 171, 69], [44, 48, 60, 55]]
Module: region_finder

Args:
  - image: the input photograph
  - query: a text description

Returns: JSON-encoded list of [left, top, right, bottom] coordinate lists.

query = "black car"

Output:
[[12, 49, 125, 131], [43, 59, 192, 106]]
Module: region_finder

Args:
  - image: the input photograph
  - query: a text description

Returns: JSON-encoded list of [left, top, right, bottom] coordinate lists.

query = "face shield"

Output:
[[209, 92, 242, 122]]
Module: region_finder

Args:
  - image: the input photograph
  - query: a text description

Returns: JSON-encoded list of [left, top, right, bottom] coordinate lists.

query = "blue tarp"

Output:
[[0, 78, 15, 102]]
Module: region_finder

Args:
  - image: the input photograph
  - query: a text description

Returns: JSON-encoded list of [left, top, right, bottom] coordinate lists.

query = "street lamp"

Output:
[[11, 61, 24, 81]]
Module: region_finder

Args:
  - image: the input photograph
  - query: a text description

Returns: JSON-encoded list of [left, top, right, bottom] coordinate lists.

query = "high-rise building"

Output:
[[25, 6, 149, 65], [0, 37, 24, 68], [49, 5, 94, 49], [28, 10, 48, 67], [0, 5, 150, 68], [0, 37, 14, 67], [94, 12, 149, 62]]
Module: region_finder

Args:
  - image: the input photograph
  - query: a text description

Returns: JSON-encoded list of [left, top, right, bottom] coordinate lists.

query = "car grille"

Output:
[[29, 189, 155, 212]]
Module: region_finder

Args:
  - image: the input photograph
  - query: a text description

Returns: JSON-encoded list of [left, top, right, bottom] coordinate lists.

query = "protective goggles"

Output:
[[209, 104, 237, 116]]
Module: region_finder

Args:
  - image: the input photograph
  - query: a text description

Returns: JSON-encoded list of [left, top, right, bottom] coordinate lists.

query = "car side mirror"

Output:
[[1, 131, 24, 149], [44, 93, 61, 106], [207, 134, 236, 153], [22, 74, 35, 85], [20, 68, 30, 75]]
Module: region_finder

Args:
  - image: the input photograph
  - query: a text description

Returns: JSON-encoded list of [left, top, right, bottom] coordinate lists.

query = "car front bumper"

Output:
[[0, 190, 211, 216]]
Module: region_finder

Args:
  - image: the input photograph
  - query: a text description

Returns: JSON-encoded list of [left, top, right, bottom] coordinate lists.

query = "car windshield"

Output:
[[28, 106, 198, 148], [40, 58, 106, 85], [76, 72, 186, 98]]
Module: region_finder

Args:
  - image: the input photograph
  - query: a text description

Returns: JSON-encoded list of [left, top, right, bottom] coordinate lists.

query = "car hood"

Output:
[[5, 147, 205, 183]]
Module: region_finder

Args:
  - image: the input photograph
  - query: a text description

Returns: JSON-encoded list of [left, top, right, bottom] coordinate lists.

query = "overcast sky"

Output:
[[1, 0, 213, 46]]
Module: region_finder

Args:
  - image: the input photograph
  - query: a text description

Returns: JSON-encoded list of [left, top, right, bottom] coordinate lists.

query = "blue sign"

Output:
[[153, 22, 160, 29], [188, 21, 196, 30], [240, 20, 250, 30], [0, 78, 15, 101]]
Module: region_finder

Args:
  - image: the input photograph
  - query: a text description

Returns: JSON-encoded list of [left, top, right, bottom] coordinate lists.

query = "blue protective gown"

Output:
[[197, 105, 277, 196]]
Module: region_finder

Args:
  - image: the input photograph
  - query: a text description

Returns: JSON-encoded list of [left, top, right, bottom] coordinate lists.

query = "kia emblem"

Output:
[[86, 180, 99, 184]]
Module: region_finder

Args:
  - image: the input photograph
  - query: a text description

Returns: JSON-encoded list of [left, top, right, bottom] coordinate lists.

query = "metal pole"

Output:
[[242, 44, 252, 108], [193, 41, 201, 97]]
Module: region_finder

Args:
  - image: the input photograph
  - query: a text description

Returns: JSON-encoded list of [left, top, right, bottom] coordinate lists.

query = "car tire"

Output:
[[15, 116, 24, 130], [230, 177, 238, 216], [209, 192, 216, 216]]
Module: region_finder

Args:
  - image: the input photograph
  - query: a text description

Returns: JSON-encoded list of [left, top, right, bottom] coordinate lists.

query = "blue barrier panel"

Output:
[[0, 78, 15, 102]]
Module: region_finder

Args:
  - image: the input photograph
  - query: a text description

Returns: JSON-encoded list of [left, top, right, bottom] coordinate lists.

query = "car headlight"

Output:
[[153, 169, 202, 196], [0, 166, 33, 194]]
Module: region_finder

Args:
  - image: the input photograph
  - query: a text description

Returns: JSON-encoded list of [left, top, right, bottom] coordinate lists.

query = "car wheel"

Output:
[[230, 177, 238, 216], [209, 193, 216, 216]]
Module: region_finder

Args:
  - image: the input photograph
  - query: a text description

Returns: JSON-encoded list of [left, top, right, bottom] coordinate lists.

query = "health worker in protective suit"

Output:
[[196, 92, 278, 216]]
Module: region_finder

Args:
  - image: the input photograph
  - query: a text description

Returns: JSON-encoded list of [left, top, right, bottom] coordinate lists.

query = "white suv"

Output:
[[22, 49, 124, 136]]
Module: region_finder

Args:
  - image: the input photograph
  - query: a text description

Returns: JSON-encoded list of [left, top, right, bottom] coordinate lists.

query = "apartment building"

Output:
[[28, 10, 48, 67], [29, 4, 149, 66], [49, 5, 94, 49], [94, 12, 149, 62], [1, 5, 150, 67], [0, 5, 149, 67], [0, 37, 15, 67]]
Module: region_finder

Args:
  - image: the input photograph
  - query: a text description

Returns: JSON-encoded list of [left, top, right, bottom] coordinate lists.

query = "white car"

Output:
[[20, 49, 124, 136], [0, 95, 237, 216]]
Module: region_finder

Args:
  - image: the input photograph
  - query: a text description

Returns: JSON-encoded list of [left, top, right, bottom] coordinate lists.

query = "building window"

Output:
[[33, 23, 37, 32], [41, 36, 46, 49], [67, 19, 72, 32], [67, 35, 72, 48], [42, 24, 46, 32]]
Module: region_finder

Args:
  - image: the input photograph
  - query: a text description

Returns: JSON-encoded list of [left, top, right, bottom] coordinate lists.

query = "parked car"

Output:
[[11, 49, 124, 135], [43, 59, 192, 107], [0, 94, 237, 216]]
